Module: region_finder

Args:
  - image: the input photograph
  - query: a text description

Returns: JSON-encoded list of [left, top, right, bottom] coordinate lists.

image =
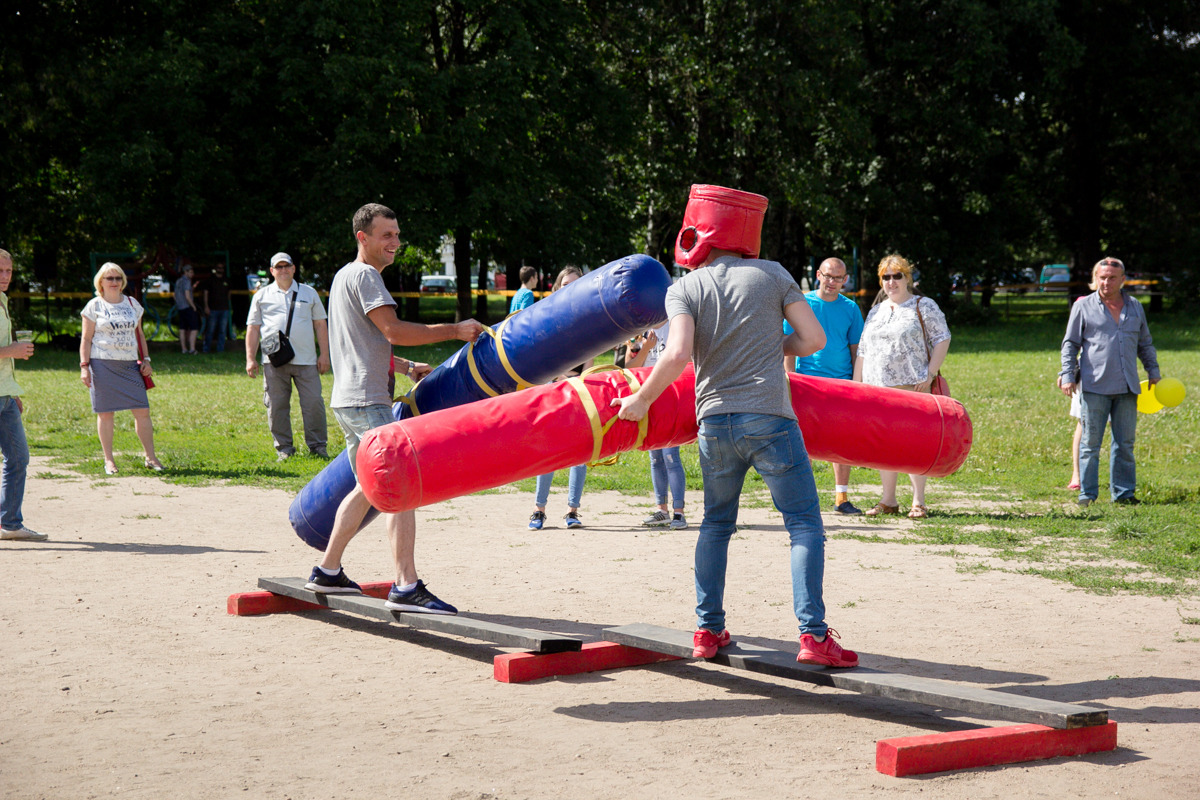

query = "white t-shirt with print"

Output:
[[82, 296, 143, 361]]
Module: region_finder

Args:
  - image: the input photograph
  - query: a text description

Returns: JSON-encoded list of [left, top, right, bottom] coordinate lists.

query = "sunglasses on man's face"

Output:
[[880, 273, 906, 282]]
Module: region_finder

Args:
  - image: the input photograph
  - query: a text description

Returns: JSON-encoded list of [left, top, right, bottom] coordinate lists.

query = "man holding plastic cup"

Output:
[[0, 250, 46, 541]]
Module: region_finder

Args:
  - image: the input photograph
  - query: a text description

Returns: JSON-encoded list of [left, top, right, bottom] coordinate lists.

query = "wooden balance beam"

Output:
[[256, 577, 583, 655], [603, 623, 1108, 730]]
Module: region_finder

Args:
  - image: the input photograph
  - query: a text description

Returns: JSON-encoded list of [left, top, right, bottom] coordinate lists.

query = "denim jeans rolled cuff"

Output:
[[1079, 391, 1138, 501], [0, 396, 30, 529], [535, 464, 587, 508], [649, 446, 686, 509], [694, 413, 827, 636]]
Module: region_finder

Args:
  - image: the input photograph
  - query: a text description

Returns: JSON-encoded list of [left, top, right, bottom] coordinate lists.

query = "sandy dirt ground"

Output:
[[2, 456, 1198, 799]]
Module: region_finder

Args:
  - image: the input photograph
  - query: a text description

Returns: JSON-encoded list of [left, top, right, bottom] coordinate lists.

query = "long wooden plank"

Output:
[[228, 582, 392, 615], [259, 577, 582, 654], [604, 623, 1107, 729]]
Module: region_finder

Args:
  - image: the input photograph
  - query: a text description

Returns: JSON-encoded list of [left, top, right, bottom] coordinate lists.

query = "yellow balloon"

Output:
[[1138, 380, 1164, 414], [1154, 377, 1186, 408]]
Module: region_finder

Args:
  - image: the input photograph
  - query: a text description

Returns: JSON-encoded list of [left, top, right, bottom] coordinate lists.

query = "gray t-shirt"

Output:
[[665, 256, 803, 421], [173, 275, 193, 309], [328, 261, 397, 408]]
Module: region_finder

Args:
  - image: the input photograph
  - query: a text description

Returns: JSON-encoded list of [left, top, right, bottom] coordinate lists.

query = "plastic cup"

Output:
[[14, 330, 32, 343]]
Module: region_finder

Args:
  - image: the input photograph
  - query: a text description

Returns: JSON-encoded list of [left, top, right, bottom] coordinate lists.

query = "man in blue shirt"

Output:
[[509, 266, 539, 314], [784, 258, 865, 515], [1058, 257, 1161, 507]]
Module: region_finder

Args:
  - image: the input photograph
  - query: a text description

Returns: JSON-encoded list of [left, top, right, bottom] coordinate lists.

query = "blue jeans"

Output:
[[695, 413, 826, 636], [649, 446, 685, 509], [204, 309, 230, 352], [1079, 391, 1138, 501], [0, 396, 30, 530], [535, 465, 587, 509]]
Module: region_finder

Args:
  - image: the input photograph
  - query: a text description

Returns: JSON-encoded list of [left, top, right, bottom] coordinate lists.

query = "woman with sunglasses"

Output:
[[79, 263, 164, 475], [853, 254, 951, 519]]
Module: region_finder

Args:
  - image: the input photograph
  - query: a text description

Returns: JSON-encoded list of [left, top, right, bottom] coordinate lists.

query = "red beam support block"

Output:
[[495, 641, 682, 683], [227, 581, 392, 616], [877, 721, 1118, 776]]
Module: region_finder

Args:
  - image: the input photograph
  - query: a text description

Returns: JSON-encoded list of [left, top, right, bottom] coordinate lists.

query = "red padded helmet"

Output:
[[674, 184, 769, 269]]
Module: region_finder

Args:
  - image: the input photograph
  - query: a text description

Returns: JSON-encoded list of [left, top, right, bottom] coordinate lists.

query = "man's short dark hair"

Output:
[[353, 203, 397, 237], [519, 265, 537, 284]]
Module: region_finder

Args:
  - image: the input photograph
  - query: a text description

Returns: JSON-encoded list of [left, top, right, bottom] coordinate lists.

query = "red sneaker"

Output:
[[796, 628, 858, 668], [692, 628, 732, 658]]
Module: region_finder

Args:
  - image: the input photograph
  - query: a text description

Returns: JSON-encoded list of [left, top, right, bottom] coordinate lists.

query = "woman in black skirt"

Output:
[[79, 263, 164, 475]]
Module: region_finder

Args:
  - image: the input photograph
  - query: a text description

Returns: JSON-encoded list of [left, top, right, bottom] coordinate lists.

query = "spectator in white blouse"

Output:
[[79, 263, 164, 475], [853, 254, 950, 519]]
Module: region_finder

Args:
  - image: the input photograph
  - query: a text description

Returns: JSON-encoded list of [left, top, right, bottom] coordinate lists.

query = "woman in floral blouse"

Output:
[[853, 254, 951, 519]]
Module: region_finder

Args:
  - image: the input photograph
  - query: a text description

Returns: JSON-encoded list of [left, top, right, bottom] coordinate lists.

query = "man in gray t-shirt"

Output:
[[613, 184, 858, 669], [304, 203, 484, 614]]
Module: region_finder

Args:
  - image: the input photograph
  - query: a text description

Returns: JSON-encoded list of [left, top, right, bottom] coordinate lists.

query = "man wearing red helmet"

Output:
[[612, 185, 858, 668]]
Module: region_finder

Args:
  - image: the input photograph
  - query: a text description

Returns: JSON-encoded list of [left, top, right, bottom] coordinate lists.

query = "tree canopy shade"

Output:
[[2, 0, 1198, 312]]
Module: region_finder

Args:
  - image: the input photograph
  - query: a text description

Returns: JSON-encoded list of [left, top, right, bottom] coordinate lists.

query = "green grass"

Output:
[[15, 299, 1200, 598]]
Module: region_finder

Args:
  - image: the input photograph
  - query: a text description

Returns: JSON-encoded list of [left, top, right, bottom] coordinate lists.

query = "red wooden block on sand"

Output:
[[495, 641, 681, 683], [877, 720, 1118, 776], [227, 581, 392, 616]]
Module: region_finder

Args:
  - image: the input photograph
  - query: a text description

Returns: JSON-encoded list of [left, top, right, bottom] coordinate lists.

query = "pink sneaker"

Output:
[[692, 628, 732, 658], [797, 628, 858, 668]]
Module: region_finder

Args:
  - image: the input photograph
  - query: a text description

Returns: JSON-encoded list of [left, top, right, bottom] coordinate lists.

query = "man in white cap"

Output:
[[245, 252, 330, 461]]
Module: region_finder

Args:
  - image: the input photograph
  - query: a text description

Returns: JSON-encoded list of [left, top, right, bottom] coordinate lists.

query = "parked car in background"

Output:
[[143, 274, 170, 294], [420, 275, 457, 293], [1039, 264, 1071, 291]]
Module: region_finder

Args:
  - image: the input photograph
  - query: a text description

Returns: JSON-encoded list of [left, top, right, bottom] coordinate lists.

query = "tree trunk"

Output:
[[453, 224, 472, 323]]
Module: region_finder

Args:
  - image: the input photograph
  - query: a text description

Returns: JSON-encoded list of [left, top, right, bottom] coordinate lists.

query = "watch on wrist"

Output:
[[80, 361, 91, 368], [406, 360, 414, 377]]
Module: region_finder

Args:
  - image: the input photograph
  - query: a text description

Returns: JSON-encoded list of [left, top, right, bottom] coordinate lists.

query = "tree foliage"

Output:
[[2, 0, 1197, 312]]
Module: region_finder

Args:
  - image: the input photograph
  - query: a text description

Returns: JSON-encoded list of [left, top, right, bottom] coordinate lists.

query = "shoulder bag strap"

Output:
[[914, 297, 932, 361], [129, 296, 148, 361], [284, 288, 298, 336], [914, 297, 942, 380]]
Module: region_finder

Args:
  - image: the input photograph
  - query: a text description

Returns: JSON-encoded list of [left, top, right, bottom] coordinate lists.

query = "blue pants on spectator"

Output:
[[204, 309, 230, 353]]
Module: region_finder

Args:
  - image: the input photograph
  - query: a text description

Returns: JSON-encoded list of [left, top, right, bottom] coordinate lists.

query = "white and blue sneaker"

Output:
[[669, 513, 688, 530], [642, 510, 671, 528], [564, 511, 583, 529], [385, 580, 458, 615], [528, 510, 546, 530], [304, 566, 362, 594]]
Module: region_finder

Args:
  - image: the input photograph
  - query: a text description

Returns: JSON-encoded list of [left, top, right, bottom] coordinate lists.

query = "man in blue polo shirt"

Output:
[[784, 257, 865, 515]]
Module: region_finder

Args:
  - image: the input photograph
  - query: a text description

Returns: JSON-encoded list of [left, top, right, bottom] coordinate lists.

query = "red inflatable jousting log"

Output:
[[357, 366, 972, 514]]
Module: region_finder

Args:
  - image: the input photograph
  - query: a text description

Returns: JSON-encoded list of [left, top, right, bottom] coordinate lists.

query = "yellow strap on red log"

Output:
[[403, 319, 536, 416], [566, 365, 648, 467]]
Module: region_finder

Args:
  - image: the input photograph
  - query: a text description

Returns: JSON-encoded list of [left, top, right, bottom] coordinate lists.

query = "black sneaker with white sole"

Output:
[[385, 580, 458, 615], [304, 566, 362, 594]]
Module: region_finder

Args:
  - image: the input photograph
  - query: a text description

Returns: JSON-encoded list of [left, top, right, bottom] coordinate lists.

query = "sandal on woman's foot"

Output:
[[865, 502, 900, 517], [908, 504, 929, 519], [145, 458, 164, 472], [104, 462, 119, 476]]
